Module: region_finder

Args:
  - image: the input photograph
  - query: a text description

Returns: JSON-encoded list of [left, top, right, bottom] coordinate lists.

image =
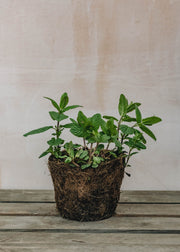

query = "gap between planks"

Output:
[[0, 229, 180, 234]]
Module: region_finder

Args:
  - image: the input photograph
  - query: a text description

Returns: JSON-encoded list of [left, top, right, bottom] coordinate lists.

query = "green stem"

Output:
[[121, 133, 128, 145], [95, 142, 99, 150], [56, 121, 60, 138], [56, 121, 60, 154], [132, 123, 138, 128], [121, 134, 125, 145], [117, 116, 123, 141], [124, 147, 133, 168]]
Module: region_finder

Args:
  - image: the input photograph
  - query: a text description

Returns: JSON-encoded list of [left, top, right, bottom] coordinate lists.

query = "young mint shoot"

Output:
[[24, 93, 162, 174]]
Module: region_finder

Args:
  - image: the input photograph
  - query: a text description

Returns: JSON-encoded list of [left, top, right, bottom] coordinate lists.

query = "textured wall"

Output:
[[0, 0, 179, 189]]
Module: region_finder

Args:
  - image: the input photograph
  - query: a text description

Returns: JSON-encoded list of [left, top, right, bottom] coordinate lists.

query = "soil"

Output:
[[48, 154, 124, 221]]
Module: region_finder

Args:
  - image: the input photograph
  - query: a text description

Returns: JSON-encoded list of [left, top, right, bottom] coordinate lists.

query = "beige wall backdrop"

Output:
[[0, 0, 179, 190]]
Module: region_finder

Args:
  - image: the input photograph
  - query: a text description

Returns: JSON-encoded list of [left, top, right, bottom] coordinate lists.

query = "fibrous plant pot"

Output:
[[48, 155, 125, 221]]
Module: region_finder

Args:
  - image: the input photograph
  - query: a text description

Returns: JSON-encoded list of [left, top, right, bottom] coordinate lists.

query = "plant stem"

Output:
[[56, 121, 60, 155], [89, 143, 94, 162], [83, 138, 87, 148], [132, 123, 138, 128], [95, 142, 99, 150], [90, 143, 93, 150], [72, 160, 80, 168], [117, 116, 123, 141], [121, 134, 125, 145], [124, 147, 133, 168], [106, 142, 110, 150], [121, 133, 127, 145]]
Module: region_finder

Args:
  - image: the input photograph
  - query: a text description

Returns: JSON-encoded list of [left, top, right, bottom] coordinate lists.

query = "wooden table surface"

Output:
[[0, 190, 180, 251]]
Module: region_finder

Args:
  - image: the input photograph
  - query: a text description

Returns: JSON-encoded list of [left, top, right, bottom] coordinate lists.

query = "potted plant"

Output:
[[24, 92, 162, 221]]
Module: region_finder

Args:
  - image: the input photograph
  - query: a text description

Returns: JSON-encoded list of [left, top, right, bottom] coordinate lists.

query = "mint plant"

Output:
[[24, 93, 162, 174], [23, 93, 82, 159]]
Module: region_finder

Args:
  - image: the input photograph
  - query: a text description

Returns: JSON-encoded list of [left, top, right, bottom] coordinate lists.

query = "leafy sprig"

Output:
[[23, 92, 82, 159], [23, 93, 162, 174]]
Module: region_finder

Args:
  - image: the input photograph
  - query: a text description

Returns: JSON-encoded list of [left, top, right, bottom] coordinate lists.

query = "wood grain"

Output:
[[0, 202, 180, 217], [0, 233, 179, 252], [0, 190, 180, 203], [0, 190, 179, 252], [0, 216, 180, 231]]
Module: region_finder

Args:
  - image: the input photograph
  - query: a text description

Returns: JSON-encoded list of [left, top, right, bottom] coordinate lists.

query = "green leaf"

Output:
[[96, 144, 104, 151], [47, 138, 64, 146], [49, 111, 68, 121], [92, 163, 98, 168], [113, 138, 122, 148], [75, 149, 84, 158], [127, 102, 141, 113], [44, 97, 60, 112], [38, 148, 51, 158], [87, 137, 96, 144], [81, 163, 91, 170], [130, 152, 138, 157], [133, 129, 147, 144], [139, 124, 156, 141], [65, 157, 72, 163], [59, 155, 68, 159], [23, 126, 53, 137], [84, 156, 89, 161], [79, 150, 89, 159], [91, 113, 102, 130], [109, 152, 117, 158], [142, 116, 162, 126], [62, 105, 83, 112], [64, 141, 75, 158], [47, 138, 55, 146], [125, 140, 146, 150], [118, 94, 128, 116], [134, 141, 146, 149], [70, 118, 77, 124], [60, 92, 69, 109], [97, 133, 110, 143], [103, 115, 118, 121], [77, 111, 88, 125], [61, 123, 73, 128], [122, 115, 136, 122], [100, 119, 108, 133], [70, 124, 84, 137], [135, 105, 142, 124], [93, 156, 103, 164], [120, 125, 134, 135], [106, 119, 117, 135]]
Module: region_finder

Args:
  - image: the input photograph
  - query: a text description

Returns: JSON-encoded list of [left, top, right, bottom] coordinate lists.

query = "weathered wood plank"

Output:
[[0, 244, 179, 252], [0, 232, 179, 245], [0, 233, 179, 252], [0, 216, 180, 231], [0, 190, 179, 251], [0, 202, 179, 217], [0, 190, 180, 203], [0, 190, 54, 202], [120, 191, 180, 203], [0, 203, 58, 216], [116, 203, 180, 217]]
